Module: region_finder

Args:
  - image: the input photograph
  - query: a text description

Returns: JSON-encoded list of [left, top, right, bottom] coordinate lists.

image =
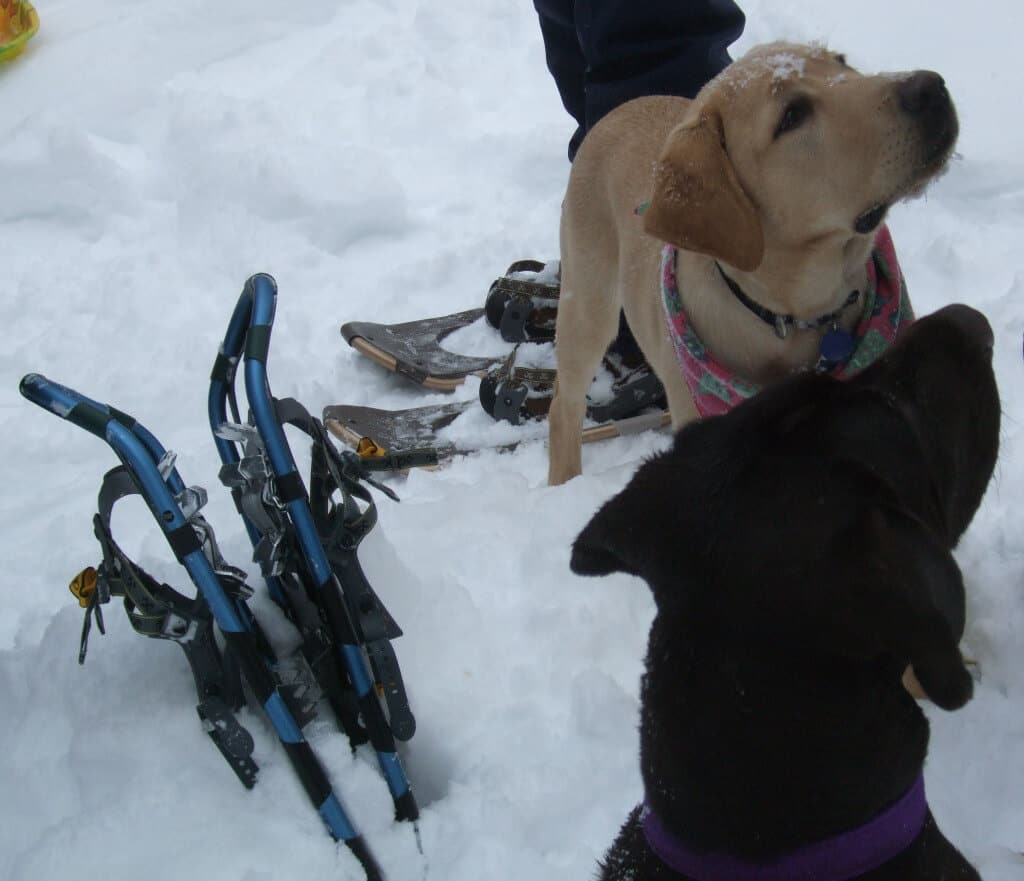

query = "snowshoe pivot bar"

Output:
[[19, 373, 383, 881], [208, 273, 418, 826]]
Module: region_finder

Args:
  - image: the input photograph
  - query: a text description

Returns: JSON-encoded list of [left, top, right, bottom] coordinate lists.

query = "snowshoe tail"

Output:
[[367, 638, 416, 742], [197, 696, 259, 789], [343, 308, 498, 390]]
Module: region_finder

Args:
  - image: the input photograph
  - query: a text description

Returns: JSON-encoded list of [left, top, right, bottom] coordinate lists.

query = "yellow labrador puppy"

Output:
[[548, 42, 959, 485]]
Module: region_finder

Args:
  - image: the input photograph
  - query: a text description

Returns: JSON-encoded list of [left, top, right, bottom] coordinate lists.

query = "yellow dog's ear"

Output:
[[642, 111, 764, 272]]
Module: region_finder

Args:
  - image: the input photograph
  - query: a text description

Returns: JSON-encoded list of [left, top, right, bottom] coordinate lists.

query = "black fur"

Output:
[[573, 305, 1000, 881]]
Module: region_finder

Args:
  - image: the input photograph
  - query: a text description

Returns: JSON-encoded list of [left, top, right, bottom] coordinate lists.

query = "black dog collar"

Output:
[[716, 262, 860, 341]]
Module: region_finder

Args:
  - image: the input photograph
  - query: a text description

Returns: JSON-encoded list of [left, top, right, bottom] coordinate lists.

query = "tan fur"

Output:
[[548, 43, 957, 485]]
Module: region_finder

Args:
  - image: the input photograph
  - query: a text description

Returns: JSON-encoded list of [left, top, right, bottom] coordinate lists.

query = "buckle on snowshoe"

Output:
[[69, 566, 100, 608], [356, 444, 441, 472], [484, 260, 559, 343], [497, 298, 533, 343], [587, 370, 667, 422], [478, 343, 557, 425], [357, 437, 386, 459], [485, 378, 530, 424]]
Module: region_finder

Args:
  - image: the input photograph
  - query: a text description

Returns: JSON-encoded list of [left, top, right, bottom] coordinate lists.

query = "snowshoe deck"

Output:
[[323, 400, 671, 470], [342, 308, 500, 391]]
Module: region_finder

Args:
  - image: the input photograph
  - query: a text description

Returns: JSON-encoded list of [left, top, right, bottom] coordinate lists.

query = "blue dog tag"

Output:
[[820, 327, 855, 366]]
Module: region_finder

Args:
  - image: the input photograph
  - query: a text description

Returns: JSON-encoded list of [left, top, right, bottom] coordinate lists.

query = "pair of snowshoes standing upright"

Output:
[[21, 275, 420, 881]]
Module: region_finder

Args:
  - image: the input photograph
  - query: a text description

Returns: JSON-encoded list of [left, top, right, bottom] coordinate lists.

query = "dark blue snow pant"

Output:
[[534, 0, 746, 161], [532, 0, 745, 362]]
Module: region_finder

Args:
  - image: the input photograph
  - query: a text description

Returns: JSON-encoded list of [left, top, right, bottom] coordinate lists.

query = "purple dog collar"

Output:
[[641, 773, 927, 881]]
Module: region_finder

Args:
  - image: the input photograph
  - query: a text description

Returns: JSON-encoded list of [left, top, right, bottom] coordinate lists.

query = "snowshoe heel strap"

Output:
[[75, 465, 259, 789]]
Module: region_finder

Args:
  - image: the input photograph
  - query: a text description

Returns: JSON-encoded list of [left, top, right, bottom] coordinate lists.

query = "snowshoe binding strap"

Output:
[[352, 437, 441, 472], [73, 463, 260, 789], [478, 346, 557, 425], [479, 345, 667, 426], [215, 415, 376, 747], [586, 364, 667, 422], [484, 259, 560, 343], [218, 395, 416, 744]]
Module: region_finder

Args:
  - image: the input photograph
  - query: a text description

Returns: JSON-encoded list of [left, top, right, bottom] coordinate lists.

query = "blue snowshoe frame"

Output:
[[207, 274, 418, 824], [19, 372, 385, 879]]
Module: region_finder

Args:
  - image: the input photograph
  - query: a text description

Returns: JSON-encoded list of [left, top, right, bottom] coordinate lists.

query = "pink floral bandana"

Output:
[[661, 224, 913, 418]]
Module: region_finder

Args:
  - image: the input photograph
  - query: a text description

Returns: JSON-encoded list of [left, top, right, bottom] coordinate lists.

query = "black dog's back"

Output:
[[573, 306, 998, 880]]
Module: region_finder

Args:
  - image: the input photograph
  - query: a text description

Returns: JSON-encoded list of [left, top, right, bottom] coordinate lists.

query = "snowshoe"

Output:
[[19, 371, 388, 880], [341, 260, 560, 389], [323, 398, 671, 470], [324, 348, 670, 471]]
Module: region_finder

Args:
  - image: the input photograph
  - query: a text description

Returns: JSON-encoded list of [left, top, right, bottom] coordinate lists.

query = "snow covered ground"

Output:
[[2, 1, 1022, 878]]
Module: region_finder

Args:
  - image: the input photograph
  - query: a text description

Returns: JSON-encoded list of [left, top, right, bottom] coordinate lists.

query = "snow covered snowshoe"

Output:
[[324, 343, 669, 471], [335, 256, 670, 467], [477, 341, 668, 426], [323, 396, 671, 470]]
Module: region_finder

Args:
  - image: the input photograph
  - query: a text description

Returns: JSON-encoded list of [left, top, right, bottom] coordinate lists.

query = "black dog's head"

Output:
[[572, 304, 999, 713], [573, 305, 998, 869]]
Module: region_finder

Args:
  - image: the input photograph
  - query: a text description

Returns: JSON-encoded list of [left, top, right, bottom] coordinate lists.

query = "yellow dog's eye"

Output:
[[775, 97, 813, 138]]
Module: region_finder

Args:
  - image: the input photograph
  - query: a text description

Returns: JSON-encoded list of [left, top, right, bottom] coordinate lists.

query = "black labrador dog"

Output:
[[572, 304, 999, 881]]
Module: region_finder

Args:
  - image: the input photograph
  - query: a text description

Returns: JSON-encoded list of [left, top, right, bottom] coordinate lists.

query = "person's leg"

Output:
[[533, 0, 588, 160], [535, 0, 746, 160], [579, 0, 746, 139]]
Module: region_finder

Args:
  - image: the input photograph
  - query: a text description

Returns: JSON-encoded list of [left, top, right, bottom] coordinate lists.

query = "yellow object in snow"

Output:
[[356, 437, 387, 459], [0, 0, 38, 63], [70, 567, 98, 609]]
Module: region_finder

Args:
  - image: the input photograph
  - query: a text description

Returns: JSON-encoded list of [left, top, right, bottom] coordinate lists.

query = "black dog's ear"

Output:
[[571, 451, 688, 580], [570, 485, 647, 578], [828, 505, 973, 710]]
